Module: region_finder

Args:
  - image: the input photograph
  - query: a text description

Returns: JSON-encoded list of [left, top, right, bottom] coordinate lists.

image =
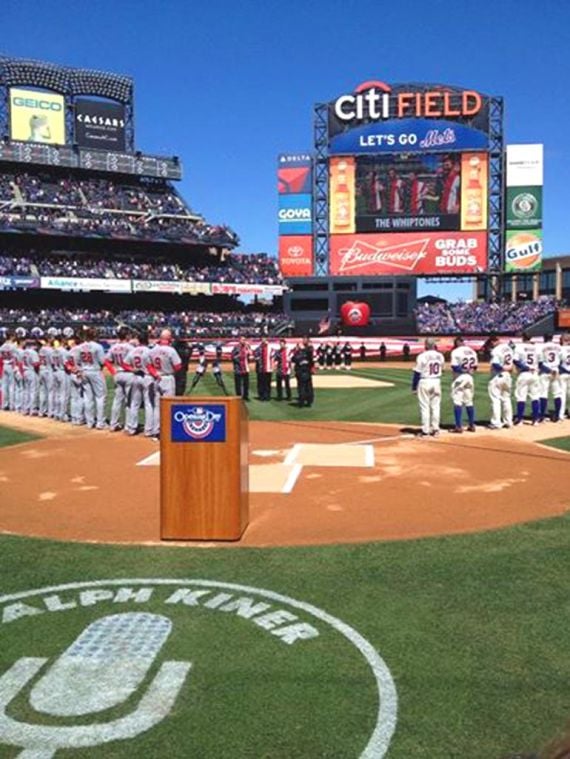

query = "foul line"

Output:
[[281, 464, 303, 494]]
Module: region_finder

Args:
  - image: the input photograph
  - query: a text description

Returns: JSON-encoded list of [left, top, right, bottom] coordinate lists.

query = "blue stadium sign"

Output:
[[171, 404, 226, 443]]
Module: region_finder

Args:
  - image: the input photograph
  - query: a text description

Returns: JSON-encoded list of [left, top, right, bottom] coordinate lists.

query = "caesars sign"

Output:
[[10, 87, 66, 145], [75, 98, 126, 151]]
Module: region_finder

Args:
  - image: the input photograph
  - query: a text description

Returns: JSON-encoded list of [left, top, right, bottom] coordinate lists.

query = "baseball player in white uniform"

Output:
[[488, 336, 514, 429], [50, 333, 70, 422], [538, 334, 562, 422], [412, 337, 445, 437], [12, 329, 25, 413], [104, 327, 134, 431], [0, 331, 17, 411], [21, 339, 40, 416], [513, 333, 540, 425], [76, 328, 107, 429], [559, 333, 570, 420], [450, 336, 478, 432], [124, 332, 156, 436], [148, 329, 182, 439]]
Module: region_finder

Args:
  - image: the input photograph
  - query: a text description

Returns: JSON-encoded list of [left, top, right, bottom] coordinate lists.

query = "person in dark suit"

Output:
[[379, 342, 387, 361], [273, 338, 292, 401], [342, 342, 353, 370], [231, 336, 251, 401], [254, 336, 272, 401], [173, 336, 192, 395], [359, 342, 366, 361], [293, 336, 315, 408]]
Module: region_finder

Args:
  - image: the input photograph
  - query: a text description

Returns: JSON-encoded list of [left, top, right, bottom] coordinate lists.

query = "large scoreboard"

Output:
[[278, 79, 505, 278]]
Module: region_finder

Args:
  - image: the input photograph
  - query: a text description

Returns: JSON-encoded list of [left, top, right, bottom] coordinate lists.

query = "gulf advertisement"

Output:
[[278, 154, 313, 195], [10, 87, 66, 145], [75, 99, 126, 151], [329, 232, 488, 276], [279, 235, 314, 276], [505, 144, 543, 271]]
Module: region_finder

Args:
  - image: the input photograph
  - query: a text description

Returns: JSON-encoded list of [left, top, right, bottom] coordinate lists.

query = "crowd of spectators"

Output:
[[0, 170, 238, 247], [415, 297, 559, 334], [0, 308, 290, 338], [0, 251, 282, 284]]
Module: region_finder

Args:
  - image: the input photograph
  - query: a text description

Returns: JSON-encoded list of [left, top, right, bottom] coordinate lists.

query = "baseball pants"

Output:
[[52, 369, 70, 421], [70, 375, 84, 424], [558, 375, 569, 419], [451, 375, 474, 407], [110, 372, 133, 429], [149, 375, 175, 437], [488, 374, 513, 428], [126, 376, 154, 436], [82, 371, 107, 428], [515, 372, 540, 403], [539, 373, 562, 399], [1, 366, 15, 410], [417, 378, 441, 434], [13, 374, 23, 412], [22, 370, 38, 415], [38, 370, 54, 417]]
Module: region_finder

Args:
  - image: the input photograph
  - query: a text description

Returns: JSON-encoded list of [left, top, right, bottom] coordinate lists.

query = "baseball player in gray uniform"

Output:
[[123, 332, 156, 436], [12, 329, 25, 413], [148, 329, 182, 439], [104, 327, 134, 431], [37, 331, 55, 418], [0, 331, 17, 411], [76, 327, 107, 429], [66, 333, 85, 425], [51, 332, 70, 422], [21, 339, 40, 416]]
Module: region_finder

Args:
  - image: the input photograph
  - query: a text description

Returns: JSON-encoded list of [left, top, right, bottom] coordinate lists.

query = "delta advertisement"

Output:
[[505, 144, 543, 272], [329, 232, 488, 276], [328, 81, 490, 155], [9, 87, 66, 145], [279, 235, 314, 276], [278, 154, 313, 194], [330, 152, 488, 235], [75, 99, 126, 151]]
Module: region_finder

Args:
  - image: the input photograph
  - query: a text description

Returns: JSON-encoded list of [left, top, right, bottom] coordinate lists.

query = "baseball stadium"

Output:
[[0, 40, 569, 759]]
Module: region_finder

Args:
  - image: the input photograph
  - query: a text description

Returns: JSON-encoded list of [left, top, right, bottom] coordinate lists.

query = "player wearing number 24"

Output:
[[412, 338, 445, 437]]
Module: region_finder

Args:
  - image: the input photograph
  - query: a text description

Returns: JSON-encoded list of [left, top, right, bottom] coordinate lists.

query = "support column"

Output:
[[511, 275, 517, 303], [532, 272, 540, 300]]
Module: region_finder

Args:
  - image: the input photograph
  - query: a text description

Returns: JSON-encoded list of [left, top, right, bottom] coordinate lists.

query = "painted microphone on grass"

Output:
[[0, 611, 191, 757]]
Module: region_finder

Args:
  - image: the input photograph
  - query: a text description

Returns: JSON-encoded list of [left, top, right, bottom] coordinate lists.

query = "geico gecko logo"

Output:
[[0, 579, 397, 757]]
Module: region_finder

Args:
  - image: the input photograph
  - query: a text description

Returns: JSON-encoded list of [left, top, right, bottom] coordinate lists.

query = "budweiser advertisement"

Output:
[[329, 232, 487, 276], [279, 235, 314, 276]]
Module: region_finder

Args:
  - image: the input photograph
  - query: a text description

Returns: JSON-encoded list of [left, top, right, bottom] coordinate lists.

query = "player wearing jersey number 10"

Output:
[[412, 338, 445, 437]]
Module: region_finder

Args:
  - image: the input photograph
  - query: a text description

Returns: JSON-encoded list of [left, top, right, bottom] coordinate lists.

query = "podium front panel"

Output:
[[160, 396, 249, 540]]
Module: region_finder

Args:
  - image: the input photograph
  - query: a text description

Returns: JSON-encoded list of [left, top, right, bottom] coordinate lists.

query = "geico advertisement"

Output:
[[329, 232, 488, 275], [278, 194, 312, 235], [10, 88, 66, 145]]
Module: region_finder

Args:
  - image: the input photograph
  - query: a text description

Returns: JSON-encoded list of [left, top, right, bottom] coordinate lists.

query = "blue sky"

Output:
[[3, 0, 570, 300]]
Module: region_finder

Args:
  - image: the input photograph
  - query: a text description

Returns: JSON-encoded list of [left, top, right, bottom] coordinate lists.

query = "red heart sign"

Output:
[[340, 301, 371, 327]]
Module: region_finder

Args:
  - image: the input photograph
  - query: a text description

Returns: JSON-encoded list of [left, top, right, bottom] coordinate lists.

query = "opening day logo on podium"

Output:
[[171, 404, 226, 442]]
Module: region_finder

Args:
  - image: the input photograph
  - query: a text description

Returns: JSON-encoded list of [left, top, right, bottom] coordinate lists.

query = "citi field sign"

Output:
[[328, 80, 490, 154]]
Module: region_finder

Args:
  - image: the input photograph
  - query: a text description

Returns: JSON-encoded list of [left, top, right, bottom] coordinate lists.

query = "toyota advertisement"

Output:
[[75, 98, 126, 151], [279, 235, 313, 276], [329, 232, 488, 276]]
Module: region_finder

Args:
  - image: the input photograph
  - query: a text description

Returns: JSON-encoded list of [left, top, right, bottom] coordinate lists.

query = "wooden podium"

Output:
[[160, 396, 249, 541]]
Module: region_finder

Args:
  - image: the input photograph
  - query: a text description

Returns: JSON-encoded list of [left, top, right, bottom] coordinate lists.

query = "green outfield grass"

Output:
[[0, 519, 569, 758], [541, 436, 570, 452], [1, 370, 568, 756], [0, 425, 40, 449]]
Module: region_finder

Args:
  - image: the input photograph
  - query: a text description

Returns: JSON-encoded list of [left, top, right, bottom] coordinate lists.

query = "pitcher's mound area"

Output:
[[0, 412, 569, 547]]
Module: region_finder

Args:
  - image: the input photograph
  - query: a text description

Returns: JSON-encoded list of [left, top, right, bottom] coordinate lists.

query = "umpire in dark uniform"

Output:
[[173, 335, 192, 395], [293, 336, 315, 408]]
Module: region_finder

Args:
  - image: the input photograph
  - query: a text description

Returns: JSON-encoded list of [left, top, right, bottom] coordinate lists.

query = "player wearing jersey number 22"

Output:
[[412, 338, 445, 437]]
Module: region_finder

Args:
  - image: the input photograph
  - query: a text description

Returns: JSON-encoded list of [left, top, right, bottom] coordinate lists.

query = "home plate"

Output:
[[249, 463, 302, 494], [285, 443, 375, 467]]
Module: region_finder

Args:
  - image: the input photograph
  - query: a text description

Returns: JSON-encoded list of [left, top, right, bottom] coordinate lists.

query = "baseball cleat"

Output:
[[487, 424, 502, 430], [431, 430, 440, 437], [467, 425, 476, 432], [450, 427, 463, 434]]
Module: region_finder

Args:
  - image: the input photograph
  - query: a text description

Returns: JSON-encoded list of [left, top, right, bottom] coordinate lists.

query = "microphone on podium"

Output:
[[0, 612, 192, 757]]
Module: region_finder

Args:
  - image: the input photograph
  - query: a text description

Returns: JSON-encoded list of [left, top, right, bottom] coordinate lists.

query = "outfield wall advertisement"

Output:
[[75, 98, 126, 151], [9, 87, 66, 145], [329, 232, 488, 276], [277, 154, 314, 276], [505, 144, 543, 272]]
